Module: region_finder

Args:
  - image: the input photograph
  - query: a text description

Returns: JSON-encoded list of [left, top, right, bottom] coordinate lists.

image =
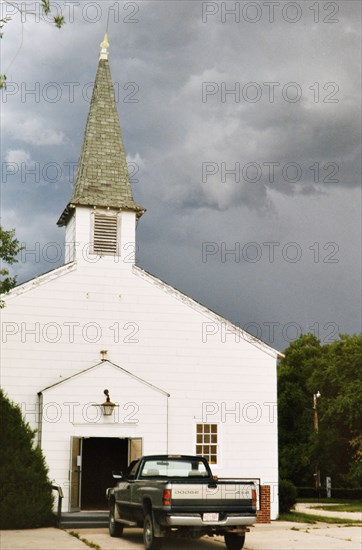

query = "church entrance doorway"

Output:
[[81, 437, 128, 510], [69, 437, 142, 511]]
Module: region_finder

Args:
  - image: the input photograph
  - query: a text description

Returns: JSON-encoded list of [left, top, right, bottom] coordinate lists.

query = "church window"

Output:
[[196, 423, 218, 464]]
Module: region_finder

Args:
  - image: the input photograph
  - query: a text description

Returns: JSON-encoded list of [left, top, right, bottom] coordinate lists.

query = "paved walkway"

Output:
[[0, 528, 87, 550], [1, 523, 361, 550], [295, 502, 362, 521]]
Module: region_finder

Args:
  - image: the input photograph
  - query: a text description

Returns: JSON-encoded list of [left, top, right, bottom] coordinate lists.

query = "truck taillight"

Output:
[[163, 489, 172, 506], [252, 489, 257, 507]]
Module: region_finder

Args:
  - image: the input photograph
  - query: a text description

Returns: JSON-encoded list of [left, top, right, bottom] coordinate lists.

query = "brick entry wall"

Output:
[[256, 485, 271, 523]]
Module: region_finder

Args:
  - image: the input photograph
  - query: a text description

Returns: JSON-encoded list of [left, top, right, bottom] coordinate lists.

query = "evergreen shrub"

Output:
[[279, 478, 297, 513], [0, 389, 55, 528]]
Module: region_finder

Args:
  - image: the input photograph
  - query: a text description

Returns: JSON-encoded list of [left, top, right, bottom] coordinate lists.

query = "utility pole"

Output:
[[313, 391, 321, 498], [313, 391, 321, 433]]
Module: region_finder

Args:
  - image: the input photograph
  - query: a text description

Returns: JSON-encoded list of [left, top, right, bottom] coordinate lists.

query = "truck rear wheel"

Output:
[[224, 533, 245, 550], [109, 504, 124, 538], [143, 514, 162, 550]]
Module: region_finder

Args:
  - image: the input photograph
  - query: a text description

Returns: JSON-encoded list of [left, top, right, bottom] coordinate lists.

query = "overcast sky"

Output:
[[1, 0, 361, 351]]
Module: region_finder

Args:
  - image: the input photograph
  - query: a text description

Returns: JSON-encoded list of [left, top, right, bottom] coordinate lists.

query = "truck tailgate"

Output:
[[170, 481, 255, 512]]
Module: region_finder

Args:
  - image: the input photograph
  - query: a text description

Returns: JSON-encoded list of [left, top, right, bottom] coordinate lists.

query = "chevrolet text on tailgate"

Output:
[[107, 455, 257, 550]]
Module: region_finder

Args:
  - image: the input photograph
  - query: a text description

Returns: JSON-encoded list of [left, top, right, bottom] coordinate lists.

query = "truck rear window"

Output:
[[140, 458, 210, 479]]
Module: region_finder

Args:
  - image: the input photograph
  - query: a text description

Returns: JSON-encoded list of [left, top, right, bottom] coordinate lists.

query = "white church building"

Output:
[[1, 36, 281, 520]]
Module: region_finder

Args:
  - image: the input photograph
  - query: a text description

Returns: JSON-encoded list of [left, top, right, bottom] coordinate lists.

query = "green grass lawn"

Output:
[[278, 511, 362, 524], [297, 498, 360, 504]]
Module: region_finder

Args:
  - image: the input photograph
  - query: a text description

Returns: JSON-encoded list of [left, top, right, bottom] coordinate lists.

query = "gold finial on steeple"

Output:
[[100, 33, 110, 60]]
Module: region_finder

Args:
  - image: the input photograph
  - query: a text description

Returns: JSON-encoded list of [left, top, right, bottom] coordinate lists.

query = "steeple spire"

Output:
[[58, 36, 145, 226]]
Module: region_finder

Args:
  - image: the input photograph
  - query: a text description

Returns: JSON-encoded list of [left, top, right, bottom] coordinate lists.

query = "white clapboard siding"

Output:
[[1, 208, 279, 518]]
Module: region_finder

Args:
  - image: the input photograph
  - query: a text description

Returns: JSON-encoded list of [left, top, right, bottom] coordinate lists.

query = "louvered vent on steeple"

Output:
[[93, 213, 119, 255]]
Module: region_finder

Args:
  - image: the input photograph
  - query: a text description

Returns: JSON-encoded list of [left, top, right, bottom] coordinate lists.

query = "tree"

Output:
[[278, 333, 362, 488], [0, 0, 65, 88], [0, 226, 23, 306], [278, 334, 323, 485], [310, 334, 362, 487], [0, 389, 54, 528]]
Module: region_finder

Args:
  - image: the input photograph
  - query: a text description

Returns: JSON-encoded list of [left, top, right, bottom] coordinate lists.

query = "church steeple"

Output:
[[58, 35, 145, 227]]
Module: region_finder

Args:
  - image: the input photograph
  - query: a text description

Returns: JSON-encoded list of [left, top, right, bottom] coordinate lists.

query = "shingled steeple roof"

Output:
[[58, 35, 145, 226]]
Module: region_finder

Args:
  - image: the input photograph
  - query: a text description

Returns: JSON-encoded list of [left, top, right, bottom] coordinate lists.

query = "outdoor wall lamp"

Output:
[[93, 389, 119, 416]]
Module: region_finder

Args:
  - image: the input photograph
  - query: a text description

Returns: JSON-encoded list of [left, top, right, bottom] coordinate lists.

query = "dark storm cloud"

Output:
[[1, 0, 361, 350]]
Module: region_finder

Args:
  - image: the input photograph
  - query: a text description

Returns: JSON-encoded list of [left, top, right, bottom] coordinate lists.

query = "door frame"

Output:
[[69, 436, 82, 511]]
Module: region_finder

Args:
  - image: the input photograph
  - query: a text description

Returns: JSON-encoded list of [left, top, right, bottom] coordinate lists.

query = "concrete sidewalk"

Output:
[[1, 522, 361, 550], [0, 528, 88, 549], [73, 524, 362, 550]]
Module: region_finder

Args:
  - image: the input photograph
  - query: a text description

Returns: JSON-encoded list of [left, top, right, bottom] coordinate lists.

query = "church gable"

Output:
[[40, 360, 169, 397], [38, 361, 169, 446]]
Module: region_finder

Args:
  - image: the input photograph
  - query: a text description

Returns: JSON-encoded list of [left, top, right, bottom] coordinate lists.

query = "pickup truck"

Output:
[[107, 454, 256, 550]]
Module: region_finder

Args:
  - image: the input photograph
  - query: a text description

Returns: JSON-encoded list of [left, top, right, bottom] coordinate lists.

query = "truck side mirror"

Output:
[[112, 470, 123, 480]]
